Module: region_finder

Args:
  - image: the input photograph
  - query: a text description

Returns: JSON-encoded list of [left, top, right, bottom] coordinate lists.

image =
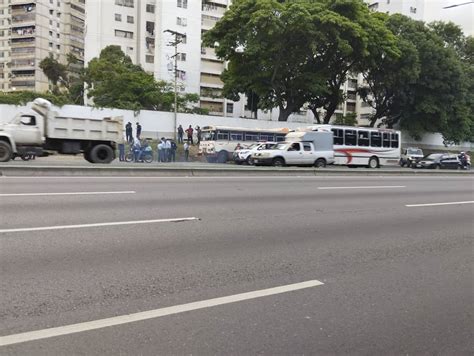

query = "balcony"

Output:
[[9, 58, 35, 69], [11, 13, 35, 25], [11, 0, 37, 5], [11, 47, 36, 58], [11, 26, 36, 38]]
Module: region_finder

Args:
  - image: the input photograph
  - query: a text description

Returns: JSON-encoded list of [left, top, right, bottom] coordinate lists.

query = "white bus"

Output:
[[199, 125, 289, 163], [306, 125, 401, 168]]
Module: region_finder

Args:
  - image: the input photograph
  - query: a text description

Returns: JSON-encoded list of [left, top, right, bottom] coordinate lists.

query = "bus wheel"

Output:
[[314, 158, 326, 168], [272, 158, 285, 167], [217, 150, 228, 164], [368, 157, 379, 169]]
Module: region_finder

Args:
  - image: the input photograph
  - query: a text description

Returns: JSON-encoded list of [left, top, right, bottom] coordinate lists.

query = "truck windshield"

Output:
[[407, 149, 423, 155]]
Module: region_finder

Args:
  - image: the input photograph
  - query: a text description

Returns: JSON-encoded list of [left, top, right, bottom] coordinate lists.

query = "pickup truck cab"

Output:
[[252, 131, 334, 167], [400, 147, 424, 167]]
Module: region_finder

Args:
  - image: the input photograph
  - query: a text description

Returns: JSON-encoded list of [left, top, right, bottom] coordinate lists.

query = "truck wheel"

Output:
[[0, 141, 13, 162], [89, 144, 114, 164], [272, 157, 285, 167], [314, 158, 326, 168], [217, 150, 228, 164], [368, 157, 379, 169]]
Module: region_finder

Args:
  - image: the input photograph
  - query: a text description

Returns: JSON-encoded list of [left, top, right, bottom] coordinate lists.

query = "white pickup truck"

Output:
[[252, 131, 334, 167], [0, 98, 123, 163]]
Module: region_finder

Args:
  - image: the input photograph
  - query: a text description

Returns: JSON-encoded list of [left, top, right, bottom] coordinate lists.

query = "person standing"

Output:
[[170, 140, 177, 162], [184, 141, 190, 161], [118, 142, 125, 162], [196, 126, 202, 145], [185, 125, 194, 144], [157, 140, 164, 162], [133, 137, 141, 162], [136, 123, 142, 140], [177, 125, 184, 144], [165, 139, 172, 162], [125, 122, 132, 143]]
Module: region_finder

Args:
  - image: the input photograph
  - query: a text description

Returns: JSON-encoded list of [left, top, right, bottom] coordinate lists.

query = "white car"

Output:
[[233, 142, 278, 165]]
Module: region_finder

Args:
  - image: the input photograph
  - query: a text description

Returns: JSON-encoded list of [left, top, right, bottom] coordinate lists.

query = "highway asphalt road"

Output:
[[0, 175, 473, 355]]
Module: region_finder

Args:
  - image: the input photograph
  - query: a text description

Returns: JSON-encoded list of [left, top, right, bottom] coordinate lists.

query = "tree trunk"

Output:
[[278, 105, 293, 122], [310, 107, 321, 124], [323, 100, 339, 124]]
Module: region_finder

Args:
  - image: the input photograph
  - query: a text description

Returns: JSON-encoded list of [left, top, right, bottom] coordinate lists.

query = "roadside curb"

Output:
[[1, 165, 472, 177]]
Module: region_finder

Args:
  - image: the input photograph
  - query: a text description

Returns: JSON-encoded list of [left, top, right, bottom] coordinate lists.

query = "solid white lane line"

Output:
[[406, 201, 474, 208], [0, 191, 135, 197], [0, 217, 200, 234], [2, 176, 471, 180], [318, 185, 406, 190], [0, 280, 324, 346]]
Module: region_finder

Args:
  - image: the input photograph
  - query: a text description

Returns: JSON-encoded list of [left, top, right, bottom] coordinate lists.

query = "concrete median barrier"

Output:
[[0, 165, 472, 177]]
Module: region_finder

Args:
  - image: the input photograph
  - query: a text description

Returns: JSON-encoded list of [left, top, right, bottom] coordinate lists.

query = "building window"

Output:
[[114, 29, 134, 39], [127, 16, 134, 23], [115, 13, 122, 21], [176, 70, 186, 80], [177, 17, 187, 26], [178, 34, 187, 44], [146, 55, 154, 63], [410, 6, 417, 13], [146, 4, 155, 13], [226, 103, 234, 114], [177, 0, 188, 9], [115, 0, 134, 8], [177, 53, 186, 61]]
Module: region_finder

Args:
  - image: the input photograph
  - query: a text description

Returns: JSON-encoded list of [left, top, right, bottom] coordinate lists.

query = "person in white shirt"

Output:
[[157, 141, 164, 162], [165, 139, 172, 162], [183, 142, 190, 162]]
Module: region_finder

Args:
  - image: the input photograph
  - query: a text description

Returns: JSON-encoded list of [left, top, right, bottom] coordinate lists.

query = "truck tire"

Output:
[[0, 141, 13, 162], [84, 150, 93, 163], [272, 157, 285, 167], [314, 158, 326, 168], [217, 150, 228, 164], [89, 144, 114, 164]]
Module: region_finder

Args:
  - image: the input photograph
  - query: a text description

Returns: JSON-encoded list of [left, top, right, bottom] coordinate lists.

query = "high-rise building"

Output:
[[0, 0, 86, 92], [85, 0, 242, 117], [366, 0, 473, 35]]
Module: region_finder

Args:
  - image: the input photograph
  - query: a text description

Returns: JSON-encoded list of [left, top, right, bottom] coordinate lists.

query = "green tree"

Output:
[[360, 14, 473, 143], [39, 53, 84, 104], [203, 0, 397, 122], [84, 46, 199, 113]]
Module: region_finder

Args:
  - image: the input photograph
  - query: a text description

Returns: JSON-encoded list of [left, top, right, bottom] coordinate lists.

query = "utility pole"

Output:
[[164, 29, 185, 140]]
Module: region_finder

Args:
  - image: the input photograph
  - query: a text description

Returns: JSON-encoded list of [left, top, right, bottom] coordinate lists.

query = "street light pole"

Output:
[[443, 1, 473, 8], [164, 29, 185, 140]]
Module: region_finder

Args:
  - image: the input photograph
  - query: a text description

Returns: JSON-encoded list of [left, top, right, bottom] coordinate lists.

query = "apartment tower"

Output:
[[0, 0, 85, 92]]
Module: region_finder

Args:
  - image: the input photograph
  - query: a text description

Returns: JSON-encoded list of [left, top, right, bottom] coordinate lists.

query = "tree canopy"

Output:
[[204, 0, 473, 143]]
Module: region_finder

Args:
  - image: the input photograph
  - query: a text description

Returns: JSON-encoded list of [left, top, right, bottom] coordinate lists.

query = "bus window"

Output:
[[217, 131, 229, 140], [202, 131, 216, 141], [358, 131, 369, 147], [245, 132, 259, 141], [332, 128, 343, 145], [260, 134, 274, 141], [382, 133, 390, 147], [230, 132, 243, 141], [344, 130, 357, 146], [276, 134, 286, 142], [370, 132, 381, 147], [391, 133, 399, 148]]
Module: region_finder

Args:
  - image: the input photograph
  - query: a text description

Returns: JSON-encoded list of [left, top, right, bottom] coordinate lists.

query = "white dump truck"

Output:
[[0, 98, 123, 163], [252, 131, 334, 167]]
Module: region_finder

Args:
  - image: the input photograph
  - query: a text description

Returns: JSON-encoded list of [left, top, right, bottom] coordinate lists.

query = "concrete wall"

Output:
[[1, 103, 471, 151]]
